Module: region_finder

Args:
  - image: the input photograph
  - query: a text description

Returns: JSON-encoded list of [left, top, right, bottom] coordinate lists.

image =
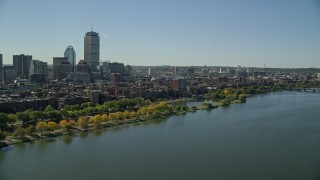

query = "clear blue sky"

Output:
[[0, 0, 319, 68]]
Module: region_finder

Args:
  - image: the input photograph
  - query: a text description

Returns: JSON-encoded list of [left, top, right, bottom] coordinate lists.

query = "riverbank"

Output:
[[2, 118, 149, 146], [2, 82, 320, 149], [0, 103, 216, 148]]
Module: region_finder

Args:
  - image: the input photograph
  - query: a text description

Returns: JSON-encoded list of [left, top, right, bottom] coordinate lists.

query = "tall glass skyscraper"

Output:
[[64, 46, 76, 72], [13, 54, 32, 78], [84, 31, 100, 71]]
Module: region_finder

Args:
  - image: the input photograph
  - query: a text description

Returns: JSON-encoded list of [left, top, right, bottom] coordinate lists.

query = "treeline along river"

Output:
[[1, 91, 320, 180]]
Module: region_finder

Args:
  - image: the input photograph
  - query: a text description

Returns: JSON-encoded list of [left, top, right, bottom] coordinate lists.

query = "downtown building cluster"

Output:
[[0, 31, 185, 113], [1, 31, 319, 113], [0, 31, 130, 85]]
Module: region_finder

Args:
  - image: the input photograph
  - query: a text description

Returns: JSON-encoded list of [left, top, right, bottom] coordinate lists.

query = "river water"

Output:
[[1, 91, 320, 180]]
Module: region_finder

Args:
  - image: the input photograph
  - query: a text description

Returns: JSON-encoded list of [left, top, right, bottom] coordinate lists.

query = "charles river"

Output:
[[1, 91, 320, 180]]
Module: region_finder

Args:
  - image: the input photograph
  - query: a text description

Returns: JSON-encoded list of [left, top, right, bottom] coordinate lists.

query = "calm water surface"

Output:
[[1, 91, 320, 180]]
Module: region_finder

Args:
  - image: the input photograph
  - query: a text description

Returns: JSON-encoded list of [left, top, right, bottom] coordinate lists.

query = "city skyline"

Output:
[[0, 0, 319, 68]]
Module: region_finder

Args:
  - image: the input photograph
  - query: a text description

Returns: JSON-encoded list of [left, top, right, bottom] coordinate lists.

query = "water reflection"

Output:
[[93, 129, 103, 137], [14, 142, 28, 152], [36, 138, 55, 151], [79, 132, 88, 139], [140, 118, 167, 127], [44, 138, 56, 143], [0, 146, 12, 152], [62, 135, 73, 144], [109, 126, 125, 132]]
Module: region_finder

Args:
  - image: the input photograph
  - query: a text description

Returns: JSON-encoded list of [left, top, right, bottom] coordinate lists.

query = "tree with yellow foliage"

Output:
[[123, 110, 131, 119], [146, 106, 156, 116], [78, 116, 89, 130], [108, 113, 117, 121], [47, 122, 58, 132], [114, 112, 124, 120], [59, 120, 68, 128], [223, 88, 231, 96], [36, 121, 47, 136], [156, 102, 169, 111], [90, 114, 102, 127], [59, 120, 76, 132], [101, 114, 108, 122], [130, 111, 137, 119]]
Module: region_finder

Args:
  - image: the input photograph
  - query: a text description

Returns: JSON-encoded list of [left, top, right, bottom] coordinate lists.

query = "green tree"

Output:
[[13, 127, 26, 137], [203, 103, 214, 109], [220, 99, 231, 106], [238, 94, 247, 102], [47, 111, 62, 123], [7, 114, 18, 126], [45, 105, 55, 112], [0, 113, 9, 131], [29, 111, 44, 121], [81, 102, 94, 109], [181, 106, 188, 111], [25, 125, 36, 135], [17, 112, 31, 127], [175, 106, 182, 112], [0, 131, 5, 140], [153, 110, 161, 117]]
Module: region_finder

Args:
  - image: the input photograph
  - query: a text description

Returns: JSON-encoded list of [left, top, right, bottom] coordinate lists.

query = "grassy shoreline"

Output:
[[0, 103, 217, 148]]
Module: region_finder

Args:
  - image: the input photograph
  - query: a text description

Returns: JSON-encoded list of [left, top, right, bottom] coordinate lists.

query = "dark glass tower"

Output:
[[84, 31, 99, 71], [64, 46, 76, 72]]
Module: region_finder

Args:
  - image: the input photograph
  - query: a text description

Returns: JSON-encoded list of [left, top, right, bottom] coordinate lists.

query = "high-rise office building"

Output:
[[84, 31, 100, 71], [172, 76, 187, 96], [110, 62, 124, 75], [29, 60, 48, 75], [53, 57, 72, 80], [13, 54, 32, 78], [4, 66, 16, 84], [0, 54, 3, 84], [76, 60, 91, 74], [148, 68, 156, 77], [124, 65, 132, 76], [64, 46, 76, 72], [29, 59, 48, 82]]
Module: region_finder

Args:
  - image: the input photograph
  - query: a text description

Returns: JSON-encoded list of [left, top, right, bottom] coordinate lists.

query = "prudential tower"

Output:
[[84, 31, 100, 71]]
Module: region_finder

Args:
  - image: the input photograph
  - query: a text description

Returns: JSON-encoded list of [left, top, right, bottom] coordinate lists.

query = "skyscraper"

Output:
[[84, 31, 100, 71], [13, 54, 32, 78], [0, 54, 3, 84], [64, 46, 76, 72], [29, 60, 47, 75], [110, 62, 124, 75], [29, 60, 48, 82], [53, 57, 72, 80]]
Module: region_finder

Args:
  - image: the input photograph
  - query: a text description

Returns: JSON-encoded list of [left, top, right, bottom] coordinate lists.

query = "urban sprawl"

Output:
[[0, 31, 320, 114]]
